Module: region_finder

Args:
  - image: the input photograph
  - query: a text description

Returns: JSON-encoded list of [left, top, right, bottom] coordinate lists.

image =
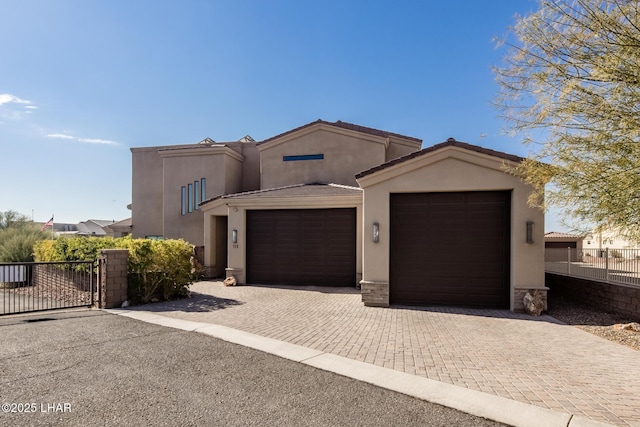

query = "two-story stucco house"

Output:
[[131, 119, 546, 311]]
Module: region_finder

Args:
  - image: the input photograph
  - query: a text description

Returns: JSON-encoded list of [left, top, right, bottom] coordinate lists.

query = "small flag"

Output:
[[41, 216, 54, 231]]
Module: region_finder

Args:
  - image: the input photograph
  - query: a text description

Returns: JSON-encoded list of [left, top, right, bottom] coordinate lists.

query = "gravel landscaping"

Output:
[[547, 296, 640, 351]]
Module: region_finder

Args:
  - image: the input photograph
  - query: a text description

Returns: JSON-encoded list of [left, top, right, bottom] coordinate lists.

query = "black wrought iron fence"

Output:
[[0, 261, 95, 315]]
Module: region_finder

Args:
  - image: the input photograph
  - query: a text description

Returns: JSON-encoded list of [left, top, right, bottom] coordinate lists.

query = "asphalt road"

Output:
[[0, 309, 506, 427]]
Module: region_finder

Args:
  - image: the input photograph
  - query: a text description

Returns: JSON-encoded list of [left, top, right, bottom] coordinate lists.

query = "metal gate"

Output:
[[0, 261, 95, 316]]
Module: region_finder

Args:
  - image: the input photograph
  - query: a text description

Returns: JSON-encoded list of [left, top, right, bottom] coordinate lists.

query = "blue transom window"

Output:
[[283, 154, 324, 161]]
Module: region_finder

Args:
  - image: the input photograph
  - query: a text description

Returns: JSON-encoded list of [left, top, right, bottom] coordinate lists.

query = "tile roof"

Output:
[[355, 138, 525, 179], [545, 232, 585, 239], [88, 219, 118, 227], [259, 119, 422, 145], [108, 217, 132, 227], [201, 183, 362, 205]]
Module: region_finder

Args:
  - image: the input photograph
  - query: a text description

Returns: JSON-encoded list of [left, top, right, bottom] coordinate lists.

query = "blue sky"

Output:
[[1, 0, 565, 229]]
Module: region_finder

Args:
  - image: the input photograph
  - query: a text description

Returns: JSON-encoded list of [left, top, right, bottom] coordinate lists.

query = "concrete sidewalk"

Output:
[[114, 281, 640, 427]]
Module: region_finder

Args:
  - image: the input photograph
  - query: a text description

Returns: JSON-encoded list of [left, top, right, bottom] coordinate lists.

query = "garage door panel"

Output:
[[390, 191, 510, 308], [471, 253, 507, 263], [545, 241, 577, 249], [246, 208, 356, 286], [430, 210, 466, 220], [430, 192, 466, 204]]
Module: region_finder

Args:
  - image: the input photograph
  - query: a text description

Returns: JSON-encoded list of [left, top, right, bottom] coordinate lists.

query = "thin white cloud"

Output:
[[46, 133, 119, 146], [2, 94, 119, 146], [0, 94, 32, 106], [77, 138, 119, 145], [0, 94, 36, 122], [47, 133, 75, 140]]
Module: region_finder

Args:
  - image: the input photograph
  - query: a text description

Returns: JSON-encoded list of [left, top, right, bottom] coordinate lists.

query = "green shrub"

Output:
[[0, 227, 48, 262], [118, 236, 195, 304], [34, 235, 198, 304], [0, 211, 32, 231], [32, 239, 57, 262], [33, 236, 117, 272]]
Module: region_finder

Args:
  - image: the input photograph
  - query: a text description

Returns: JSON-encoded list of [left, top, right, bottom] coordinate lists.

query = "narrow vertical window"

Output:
[[188, 183, 193, 213], [181, 186, 187, 215], [201, 178, 206, 202], [194, 180, 200, 210]]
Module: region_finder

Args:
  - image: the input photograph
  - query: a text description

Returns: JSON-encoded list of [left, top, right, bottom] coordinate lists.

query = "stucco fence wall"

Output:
[[546, 272, 640, 319]]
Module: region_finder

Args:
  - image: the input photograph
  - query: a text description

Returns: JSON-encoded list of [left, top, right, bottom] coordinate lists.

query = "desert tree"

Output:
[[0, 211, 47, 262], [494, 0, 640, 240], [0, 210, 31, 230]]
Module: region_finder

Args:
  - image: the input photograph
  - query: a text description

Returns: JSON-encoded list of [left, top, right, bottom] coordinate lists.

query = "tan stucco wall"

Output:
[[224, 154, 243, 194], [385, 136, 422, 162], [259, 126, 388, 189], [133, 124, 421, 250], [357, 147, 545, 311], [160, 147, 243, 246], [131, 147, 164, 239], [227, 142, 260, 192], [202, 194, 363, 285]]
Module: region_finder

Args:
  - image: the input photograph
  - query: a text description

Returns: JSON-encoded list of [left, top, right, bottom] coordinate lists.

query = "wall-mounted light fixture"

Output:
[[232, 229, 238, 244], [372, 222, 380, 243], [526, 221, 534, 244]]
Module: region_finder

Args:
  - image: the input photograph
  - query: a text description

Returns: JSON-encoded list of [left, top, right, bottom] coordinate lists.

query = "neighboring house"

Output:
[[78, 219, 115, 236], [49, 223, 80, 234], [106, 217, 132, 237], [53, 219, 129, 237], [544, 232, 584, 262], [131, 119, 545, 311], [583, 227, 639, 250], [544, 232, 584, 250]]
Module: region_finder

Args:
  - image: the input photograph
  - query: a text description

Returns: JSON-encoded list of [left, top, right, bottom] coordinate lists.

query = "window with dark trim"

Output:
[[194, 180, 200, 210], [181, 186, 187, 215], [283, 154, 324, 161], [181, 177, 206, 215]]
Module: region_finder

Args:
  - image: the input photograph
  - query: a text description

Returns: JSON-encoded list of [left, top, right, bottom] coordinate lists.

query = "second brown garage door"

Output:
[[390, 191, 510, 308], [246, 208, 356, 286]]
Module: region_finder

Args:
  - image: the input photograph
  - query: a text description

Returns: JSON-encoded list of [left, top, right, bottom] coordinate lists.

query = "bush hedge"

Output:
[[0, 227, 49, 262], [33, 236, 201, 304]]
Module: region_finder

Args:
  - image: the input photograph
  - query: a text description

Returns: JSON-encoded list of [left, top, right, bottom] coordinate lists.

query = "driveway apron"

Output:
[[129, 281, 640, 427]]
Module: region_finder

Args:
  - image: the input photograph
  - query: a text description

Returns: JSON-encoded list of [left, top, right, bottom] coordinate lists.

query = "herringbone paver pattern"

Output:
[[134, 282, 640, 427]]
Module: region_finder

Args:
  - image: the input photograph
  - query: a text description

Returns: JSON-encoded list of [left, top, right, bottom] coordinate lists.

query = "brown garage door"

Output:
[[545, 241, 577, 249], [246, 208, 356, 286], [390, 191, 510, 308]]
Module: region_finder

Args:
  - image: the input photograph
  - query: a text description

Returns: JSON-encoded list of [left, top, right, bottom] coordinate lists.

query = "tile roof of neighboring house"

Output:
[[355, 138, 525, 179], [88, 219, 118, 227], [201, 183, 362, 205], [259, 119, 422, 145], [107, 217, 132, 228], [545, 231, 585, 239], [77, 221, 106, 236], [111, 217, 132, 226]]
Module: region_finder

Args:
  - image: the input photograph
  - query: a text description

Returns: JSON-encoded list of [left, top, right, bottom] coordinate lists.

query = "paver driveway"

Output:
[[130, 281, 640, 427]]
